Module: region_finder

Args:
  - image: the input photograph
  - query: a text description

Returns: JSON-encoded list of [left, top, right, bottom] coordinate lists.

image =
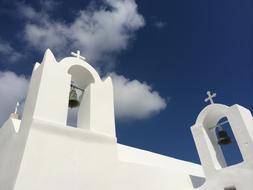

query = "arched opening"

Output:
[[67, 81, 83, 126], [66, 65, 95, 127], [215, 117, 243, 167]]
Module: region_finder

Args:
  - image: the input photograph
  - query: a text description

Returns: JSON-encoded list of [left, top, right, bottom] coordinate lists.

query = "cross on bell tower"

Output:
[[204, 91, 216, 104], [71, 50, 86, 60]]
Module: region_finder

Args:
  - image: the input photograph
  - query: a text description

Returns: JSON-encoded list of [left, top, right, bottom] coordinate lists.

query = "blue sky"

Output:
[[0, 0, 252, 165]]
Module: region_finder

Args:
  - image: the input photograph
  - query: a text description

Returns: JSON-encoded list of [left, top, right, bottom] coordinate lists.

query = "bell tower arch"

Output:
[[191, 103, 253, 189], [21, 49, 115, 138]]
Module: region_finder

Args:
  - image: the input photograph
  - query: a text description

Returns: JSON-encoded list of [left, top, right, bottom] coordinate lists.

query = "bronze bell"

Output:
[[217, 126, 232, 145], [68, 87, 80, 108]]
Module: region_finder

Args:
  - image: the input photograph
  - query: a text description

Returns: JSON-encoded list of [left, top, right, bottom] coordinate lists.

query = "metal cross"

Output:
[[71, 50, 85, 60], [204, 91, 216, 104]]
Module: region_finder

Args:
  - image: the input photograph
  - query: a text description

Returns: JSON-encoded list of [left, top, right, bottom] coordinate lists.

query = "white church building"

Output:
[[0, 49, 253, 190]]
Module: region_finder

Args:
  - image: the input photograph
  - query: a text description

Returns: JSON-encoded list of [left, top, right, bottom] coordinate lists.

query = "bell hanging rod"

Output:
[[208, 120, 229, 130], [70, 84, 84, 92]]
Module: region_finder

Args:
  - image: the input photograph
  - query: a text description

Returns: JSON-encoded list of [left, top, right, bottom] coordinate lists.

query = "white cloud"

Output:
[[40, 0, 60, 11], [20, 0, 145, 65], [154, 21, 166, 29], [0, 39, 23, 63], [110, 73, 167, 120], [0, 1, 166, 123], [0, 71, 29, 126]]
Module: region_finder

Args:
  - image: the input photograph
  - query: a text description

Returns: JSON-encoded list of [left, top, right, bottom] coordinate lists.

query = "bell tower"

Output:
[[21, 49, 116, 138], [191, 92, 253, 190]]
